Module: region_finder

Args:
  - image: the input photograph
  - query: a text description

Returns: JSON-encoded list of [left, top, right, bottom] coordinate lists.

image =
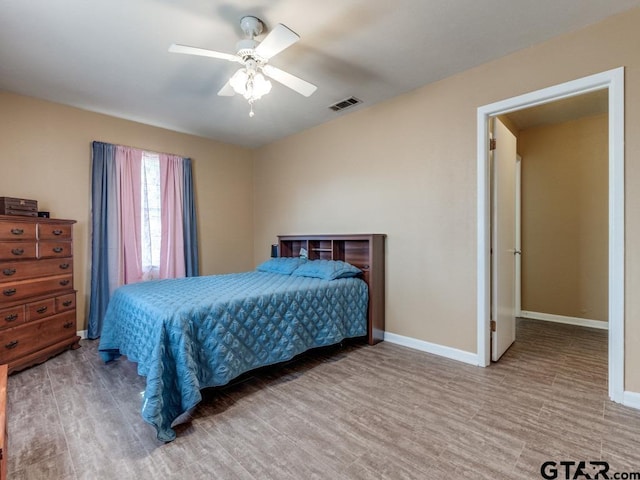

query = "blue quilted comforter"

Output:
[[98, 271, 368, 441]]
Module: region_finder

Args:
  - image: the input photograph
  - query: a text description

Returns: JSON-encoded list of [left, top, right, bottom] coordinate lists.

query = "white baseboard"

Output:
[[77, 330, 88, 339], [623, 390, 640, 410], [520, 311, 608, 330], [384, 332, 479, 366]]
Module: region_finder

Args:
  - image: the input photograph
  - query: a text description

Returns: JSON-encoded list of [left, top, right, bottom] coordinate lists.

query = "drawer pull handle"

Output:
[[2, 268, 16, 276], [59, 263, 70, 270], [63, 321, 74, 329], [10, 228, 24, 235], [52, 229, 63, 236], [4, 314, 18, 322], [5, 340, 18, 350], [62, 300, 73, 307], [11, 248, 24, 256], [59, 280, 70, 286], [3, 288, 16, 297], [36, 306, 48, 314], [53, 247, 64, 253]]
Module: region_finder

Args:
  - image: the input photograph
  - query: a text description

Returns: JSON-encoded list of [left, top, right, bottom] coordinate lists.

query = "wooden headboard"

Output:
[[278, 234, 385, 345]]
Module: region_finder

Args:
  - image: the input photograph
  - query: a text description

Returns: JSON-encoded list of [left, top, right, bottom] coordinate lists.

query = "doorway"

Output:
[[476, 67, 625, 403]]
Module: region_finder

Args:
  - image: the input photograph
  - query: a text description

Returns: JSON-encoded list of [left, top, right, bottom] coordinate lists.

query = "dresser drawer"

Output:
[[56, 293, 76, 312], [26, 298, 56, 322], [0, 243, 37, 261], [0, 311, 76, 364], [38, 224, 72, 241], [38, 241, 72, 259], [46, 310, 77, 346], [0, 326, 35, 363], [0, 222, 36, 241], [0, 305, 25, 330], [0, 274, 73, 304], [0, 258, 73, 283]]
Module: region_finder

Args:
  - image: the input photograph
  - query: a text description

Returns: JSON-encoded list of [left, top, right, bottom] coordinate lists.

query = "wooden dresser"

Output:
[[0, 215, 80, 374]]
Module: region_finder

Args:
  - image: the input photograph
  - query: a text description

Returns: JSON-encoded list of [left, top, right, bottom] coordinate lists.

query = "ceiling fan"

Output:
[[169, 16, 317, 117]]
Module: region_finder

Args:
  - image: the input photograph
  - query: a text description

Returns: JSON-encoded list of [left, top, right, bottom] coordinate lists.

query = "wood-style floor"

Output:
[[8, 318, 640, 479]]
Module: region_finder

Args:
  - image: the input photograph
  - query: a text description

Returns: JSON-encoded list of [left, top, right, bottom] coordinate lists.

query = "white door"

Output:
[[491, 117, 517, 361]]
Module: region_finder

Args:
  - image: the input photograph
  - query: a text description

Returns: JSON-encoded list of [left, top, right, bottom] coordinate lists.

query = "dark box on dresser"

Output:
[[0, 197, 38, 217]]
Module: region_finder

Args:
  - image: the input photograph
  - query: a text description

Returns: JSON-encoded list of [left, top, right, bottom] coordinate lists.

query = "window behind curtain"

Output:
[[141, 153, 161, 280]]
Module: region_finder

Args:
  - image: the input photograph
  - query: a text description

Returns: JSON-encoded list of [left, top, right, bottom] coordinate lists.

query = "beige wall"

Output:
[[254, 8, 640, 391], [519, 115, 608, 322], [0, 92, 255, 332]]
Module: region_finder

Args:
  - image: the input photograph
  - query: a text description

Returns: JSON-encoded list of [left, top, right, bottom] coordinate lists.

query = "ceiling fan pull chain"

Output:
[[249, 100, 255, 118]]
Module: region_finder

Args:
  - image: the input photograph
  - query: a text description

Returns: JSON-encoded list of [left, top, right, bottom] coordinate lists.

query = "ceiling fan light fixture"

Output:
[[229, 67, 272, 116], [248, 72, 272, 100], [229, 68, 249, 96]]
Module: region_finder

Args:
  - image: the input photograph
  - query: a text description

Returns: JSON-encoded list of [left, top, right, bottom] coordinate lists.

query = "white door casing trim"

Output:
[[476, 67, 625, 403]]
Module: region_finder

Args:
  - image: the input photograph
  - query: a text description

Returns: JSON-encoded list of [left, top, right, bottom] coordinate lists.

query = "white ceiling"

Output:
[[1, 1, 638, 148]]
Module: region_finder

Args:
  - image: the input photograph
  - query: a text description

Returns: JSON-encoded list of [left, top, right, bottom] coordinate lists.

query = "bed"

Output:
[[98, 234, 385, 441]]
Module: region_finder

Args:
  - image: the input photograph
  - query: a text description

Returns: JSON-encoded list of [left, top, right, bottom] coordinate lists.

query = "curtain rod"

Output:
[[93, 140, 188, 160]]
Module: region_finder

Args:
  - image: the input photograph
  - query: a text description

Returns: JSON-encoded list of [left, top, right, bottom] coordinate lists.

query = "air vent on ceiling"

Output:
[[329, 96, 362, 112]]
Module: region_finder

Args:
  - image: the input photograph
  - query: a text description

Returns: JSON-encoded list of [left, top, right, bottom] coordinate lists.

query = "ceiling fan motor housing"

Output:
[[237, 17, 265, 63], [236, 40, 264, 64]]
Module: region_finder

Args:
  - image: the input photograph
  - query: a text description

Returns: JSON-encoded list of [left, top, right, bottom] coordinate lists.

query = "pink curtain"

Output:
[[109, 147, 186, 285], [115, 146, 143, 284], [159, 154, 186, 279]]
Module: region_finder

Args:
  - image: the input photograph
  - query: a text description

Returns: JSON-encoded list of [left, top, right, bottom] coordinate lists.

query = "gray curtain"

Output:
[[88, 141, 116, 339], [182, 158, 199, 277]]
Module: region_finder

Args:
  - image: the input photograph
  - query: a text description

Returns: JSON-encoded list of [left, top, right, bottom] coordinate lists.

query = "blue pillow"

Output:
[[256, 257, 303, 275], [291, 259, 361, 280]]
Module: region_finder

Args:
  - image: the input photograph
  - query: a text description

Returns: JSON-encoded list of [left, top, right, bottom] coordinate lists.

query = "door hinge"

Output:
[[489, 138, 497, 151], [490, 320, 496, 332]]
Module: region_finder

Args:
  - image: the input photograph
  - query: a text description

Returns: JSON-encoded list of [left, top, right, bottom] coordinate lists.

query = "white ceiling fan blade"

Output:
[[169, 44, 241, 63], [217, 81, 235, 96], [255, 24, 299, 60], [262, 65, 317, 97]]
